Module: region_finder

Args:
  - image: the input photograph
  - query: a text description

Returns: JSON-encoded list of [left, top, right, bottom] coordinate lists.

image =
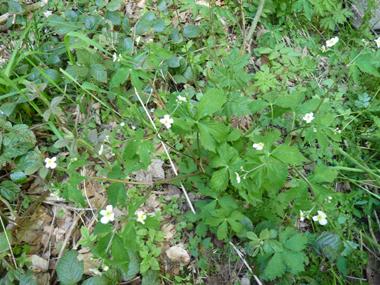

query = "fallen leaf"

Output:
[[27, 255, 48, 272], [161, 223, 177, 239]]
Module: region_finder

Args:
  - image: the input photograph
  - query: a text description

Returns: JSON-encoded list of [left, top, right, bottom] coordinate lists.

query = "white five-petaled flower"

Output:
[[335, 128, 341, 134], [302, 112, 314, 123], [321, 45, 326, 53], [177, 95, 186, 102], [131, 125, 136, 130], [100, 205, 115, 224], [98, 144, 104, 156], [45, 157, 57, 169], [235, 172, 241, 184], [120, 122, 125, 127], [160, 114, 174, 129], [326, 37, 339, 47], [50, 192, 60, 200], [299, 210, 305, 221], [252, 142, 264, 150], [136, 210, 147, 224], [312, 211, 328, 225], [375, 37, 380, 48]]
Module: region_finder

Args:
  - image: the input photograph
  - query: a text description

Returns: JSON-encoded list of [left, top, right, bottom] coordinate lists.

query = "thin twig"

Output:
[[229, 242, 262, 285]]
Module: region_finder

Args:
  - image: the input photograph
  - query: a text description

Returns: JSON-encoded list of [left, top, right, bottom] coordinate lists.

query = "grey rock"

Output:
[[352, 0, 380, 30]]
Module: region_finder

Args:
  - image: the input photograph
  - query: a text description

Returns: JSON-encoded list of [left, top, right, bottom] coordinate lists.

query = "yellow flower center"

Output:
[[318, 215, 323, 220]]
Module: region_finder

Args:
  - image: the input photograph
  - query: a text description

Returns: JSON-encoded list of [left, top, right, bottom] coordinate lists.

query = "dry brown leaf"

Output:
[[161, 223, 177, 239], [148, 159, 165, 180], [27, 255, 49, 272], [78, 252, 101, 275]]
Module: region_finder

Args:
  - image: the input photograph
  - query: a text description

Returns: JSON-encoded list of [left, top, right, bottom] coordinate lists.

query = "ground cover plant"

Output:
[[0, 0, 380, 284]]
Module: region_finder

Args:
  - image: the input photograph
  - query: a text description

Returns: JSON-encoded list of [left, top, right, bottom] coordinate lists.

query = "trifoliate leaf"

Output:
[[284, 233, 308, 252]]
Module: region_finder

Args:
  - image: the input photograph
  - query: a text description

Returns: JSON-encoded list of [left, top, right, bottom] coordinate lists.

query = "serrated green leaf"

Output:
[[82, 276, 109, 285], [135, 19, 152, 34], [0, 102, 16, 116], [197, 89, 226, 119], [56, 250, 84, 285], [337, 256, 348, 276], [0, 231, 12, 254], [8, 0, 22, 13], [68, 185, 86, 207], [44, 69, 62, 83], [107, 0, 121, 11], [107, 182, 128, 207], [0, 181, 20, 201], [265, 252, 286, 280], [90, 64, 107, 83], [111, 235, 130, 275], [217, 220, 228, 240], [110, 68, 131, 89], [282, 250, 308, 275], [106, 10, 121, 25], [271, 144, 308, 165], [284, 233, 308, 252], [183, 25, 200, 38], [210, 168, 228, 191], [85, 16, 96, 29], [141, 270, 160, 285], [152, 18, 165, 33]]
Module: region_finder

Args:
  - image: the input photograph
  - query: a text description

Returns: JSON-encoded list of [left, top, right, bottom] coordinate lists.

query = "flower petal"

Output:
[[100, 216, 109, 224], [319, 218, 328, 225]]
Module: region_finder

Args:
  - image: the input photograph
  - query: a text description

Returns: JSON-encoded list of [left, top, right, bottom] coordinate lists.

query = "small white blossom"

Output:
[[177, 95, 186, 102], [50, 192, 60, 200], [299, 210, 305, 222], [302, 112, 314, 123], [98, 144, 104, 155], [45, 157, 57, 169], [131, 125, 136, 130], [100, 205, 115, 224], [235, 172, 241, 184], [89, 268, 102, 276], [102, 264, 109, 271], [252, 142, 264, 150], [312, 211, 328, 225], [150, 108, 155, 112], [120, 122, 125, 127], [375, 37, 380, 48], [326, 37, 339, 47], [321, 45, 326, 53], [335, 128, 341, 134], [313, 127, 317, 133], [160, 114, 174, 129], [112, 53, 118, 62], [136, 36, 141, 45], [136, 210, 147, 224]]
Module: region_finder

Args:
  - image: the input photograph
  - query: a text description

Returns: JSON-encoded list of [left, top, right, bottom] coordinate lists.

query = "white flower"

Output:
[[120, 122, 125, 127], [102, 264, 109, 271], [299, 210, 305, 221], [150, 108, 155, 112], [45, 157, 57, 169], [50, 192, 60, 200], [252, 142, 264, 150], [177, 95, 186, 102], [100, 205, 115, 224], [312, 211, 328, 225], [131, 125, 136, 130], [112, 53, 117, 62], [136, 36, 141, 45], [136, 210, 147, 224], [375, 37, 380, 48], [326, 37, 339, 47], [335, 128, 341, 134], [89, 268, 102, 276], [321, 45, 326, 53], [302, 112, 314, 123], [160, 114, 174, 129], [313, 127, 317, 133], [98, 144, 104, 155], [235, 172, 241, 184]]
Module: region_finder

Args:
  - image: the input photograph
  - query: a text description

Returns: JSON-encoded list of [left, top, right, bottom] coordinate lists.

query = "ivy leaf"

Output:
[[56, 250, 84, 285], [183, 25, 200, 38], [107, 182, 128, 207]]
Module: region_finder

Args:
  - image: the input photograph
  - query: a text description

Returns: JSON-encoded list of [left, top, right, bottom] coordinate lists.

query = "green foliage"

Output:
[[56, 250, 84, 285]]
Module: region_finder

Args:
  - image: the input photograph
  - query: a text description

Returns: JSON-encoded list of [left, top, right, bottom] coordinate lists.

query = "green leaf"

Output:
[[135, 19, 152, 34], [265, 252, 286, 280], [10, 169, 27, 184], [141, 270, 160, 285], [210, 168, 228, 191], [107, 182, 128, 207], [76, 49, 93, 68], [82, 276, 109, 285], [8, 0, 22, 13], [139, 140, 155, 168], [310, 164, 338, 183], [111, 235, 130, 275], [197, 89, 226, 119], [282, 250, 308, 275], [216, 220, 228, 240], [152, 18, 165, 33], [44, 69, 62, 83], [284, 233, 308, 252], [260, 229, 270, 240], [337, 256, 348, 276], [0, 231, 12, 254], [68, 185, 86, 207], [90, 64, 107, 83], [0, 181, 20, 201], [85, 16, 96, 29], [54, 139, 71, 149], [0, 102, 16, 116], [271, 144, 308, 165], [124, 250, 140, 281], [110, 68, 131, 89], [183, 25, 200, 38], [107, 0, 121, 11], [106, 11, 121, 25], [56, 250, 84, 285]]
